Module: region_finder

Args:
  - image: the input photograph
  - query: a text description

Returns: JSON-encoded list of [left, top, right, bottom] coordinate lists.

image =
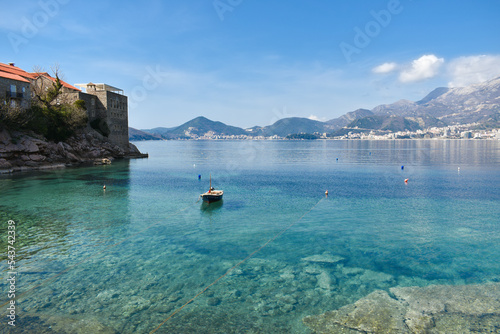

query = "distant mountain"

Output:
[[144, 127, 176, 136], [326, 108, 374, 131], [337, 76, 500, 134], [418, 77, 500, 125], [249, 117, 329, 137], [371, 99, 419, 117], [371, 77, 500, 125], [416, 87, 450, 105], [129, 127, 162, 141], [334, 114, 447, 135], [133, 76, 500, 140], [151, 116, 248, 139]]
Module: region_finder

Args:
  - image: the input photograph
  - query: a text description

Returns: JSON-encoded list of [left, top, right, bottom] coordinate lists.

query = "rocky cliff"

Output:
[[0, 127, 147, 173]]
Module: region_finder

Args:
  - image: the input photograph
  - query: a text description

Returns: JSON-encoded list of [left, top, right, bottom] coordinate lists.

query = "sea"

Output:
[[0, 139, 499, 333]]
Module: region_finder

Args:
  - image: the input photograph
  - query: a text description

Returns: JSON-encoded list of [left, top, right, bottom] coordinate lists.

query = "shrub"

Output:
[[1, 102, 89, 142], [0, 100, 34, 128], [73, 99, 86, 110]]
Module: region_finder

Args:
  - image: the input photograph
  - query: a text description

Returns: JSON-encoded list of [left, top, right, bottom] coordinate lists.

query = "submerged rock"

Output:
[[10, 315, 118, 334], [392, 283, 500, 333], [304, 290, 408, 333], [303, 282, 500, 333], [301, 253, 345, 264]]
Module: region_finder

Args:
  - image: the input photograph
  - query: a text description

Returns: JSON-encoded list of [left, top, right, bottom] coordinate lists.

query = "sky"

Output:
[[2, 0, 500, 129]]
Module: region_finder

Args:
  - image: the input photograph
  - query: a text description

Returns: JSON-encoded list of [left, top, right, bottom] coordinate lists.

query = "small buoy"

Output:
[[404, 179, 408, 183], [336, 158, 339, 161], [325, 190, 329, 196], [103, 185, 106, 190], [401, 165, 404, 170], [198, 174, 201, 180], [193, 164, 196, 168]]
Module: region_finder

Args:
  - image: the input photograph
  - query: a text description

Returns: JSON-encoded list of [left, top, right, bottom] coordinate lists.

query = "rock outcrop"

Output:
[[303, 282, 500, 333], [0, 127, 147, 173]]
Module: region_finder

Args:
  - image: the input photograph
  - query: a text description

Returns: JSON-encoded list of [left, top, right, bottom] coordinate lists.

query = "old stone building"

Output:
[[73, 83, 129, 147], [0, 62, 129, 148], [0, 63, 32, 110]]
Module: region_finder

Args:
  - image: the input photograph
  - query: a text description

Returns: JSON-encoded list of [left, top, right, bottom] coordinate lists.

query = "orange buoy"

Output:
[[103, 185, 106, 190], [325, 190, 329, 196], [404, 179, 408, 183]]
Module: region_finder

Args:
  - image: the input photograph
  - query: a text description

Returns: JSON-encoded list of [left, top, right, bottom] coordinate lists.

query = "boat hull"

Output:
[[200, 191, 223, 203]]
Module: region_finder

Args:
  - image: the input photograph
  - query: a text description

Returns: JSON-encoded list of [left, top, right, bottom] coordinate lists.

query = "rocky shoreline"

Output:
[[0, 127, 147, 174]]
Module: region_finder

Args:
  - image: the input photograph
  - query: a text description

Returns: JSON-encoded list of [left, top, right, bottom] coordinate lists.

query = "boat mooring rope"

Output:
[[0, 198, 201, 312], [150, 196, 325, 333]]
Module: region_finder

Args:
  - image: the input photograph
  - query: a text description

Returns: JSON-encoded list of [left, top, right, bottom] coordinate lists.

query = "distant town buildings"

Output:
[[168, 126, 500, 141], [330, 125, 500, 141], [0, 62, 129, 147]]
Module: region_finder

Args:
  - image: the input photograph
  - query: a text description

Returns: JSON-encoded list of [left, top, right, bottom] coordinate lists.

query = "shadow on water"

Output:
[[219, 200, 245, 211], [200, 199, 224, 213]]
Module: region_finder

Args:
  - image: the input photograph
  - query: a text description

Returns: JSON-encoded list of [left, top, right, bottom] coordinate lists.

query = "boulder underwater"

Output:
[[303, 282, 500, 333]]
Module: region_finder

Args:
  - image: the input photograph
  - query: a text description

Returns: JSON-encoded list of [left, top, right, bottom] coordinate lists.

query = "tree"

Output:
[[31, 64, 65, 109], [8, 65, 89, 142]]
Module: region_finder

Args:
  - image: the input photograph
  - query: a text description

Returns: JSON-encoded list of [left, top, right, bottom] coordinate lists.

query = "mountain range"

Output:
[[130, 76, 500, 140]]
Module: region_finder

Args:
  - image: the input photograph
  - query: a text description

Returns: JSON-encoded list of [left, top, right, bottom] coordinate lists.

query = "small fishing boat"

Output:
[[200, 175, 223, 203]]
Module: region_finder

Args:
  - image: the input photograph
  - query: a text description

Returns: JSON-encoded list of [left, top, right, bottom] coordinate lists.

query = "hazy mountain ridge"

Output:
[[416, 87, 450, 105], [130, 76, 500, 139], [249, 117, 330, 137], [128, 128, 163, 141], [370, 77, 500, 124], [326, 109, 374, 131]]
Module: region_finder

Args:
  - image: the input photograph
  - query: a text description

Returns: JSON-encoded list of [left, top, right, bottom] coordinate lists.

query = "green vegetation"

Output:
[[0, 74, 88, 142]]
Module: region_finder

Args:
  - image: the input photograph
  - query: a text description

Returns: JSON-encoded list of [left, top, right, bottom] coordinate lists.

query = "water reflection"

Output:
[[200, 199, 224, 212]]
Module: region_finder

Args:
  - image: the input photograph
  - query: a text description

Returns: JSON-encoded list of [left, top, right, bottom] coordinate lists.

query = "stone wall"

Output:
[[90, 90, 129, 148], [63, 91, 101, 121], [63, 89, 129, 148]]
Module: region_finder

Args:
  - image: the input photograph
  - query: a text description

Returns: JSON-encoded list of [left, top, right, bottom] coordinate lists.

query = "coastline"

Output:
[[0, 127, 147, 174]]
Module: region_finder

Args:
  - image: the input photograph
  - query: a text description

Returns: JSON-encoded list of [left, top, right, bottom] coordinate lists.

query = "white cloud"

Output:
[[308, 115, 322, 121], [447, 55, 500, 87], [372, 62, 397, 74], [399, 54, 444, 83]]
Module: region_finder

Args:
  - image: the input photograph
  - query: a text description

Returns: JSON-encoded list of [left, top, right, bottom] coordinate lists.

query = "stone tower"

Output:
[[75, 83, 129, 148]]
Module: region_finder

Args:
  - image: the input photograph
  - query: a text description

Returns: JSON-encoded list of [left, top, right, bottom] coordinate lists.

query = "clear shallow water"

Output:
[[0, 140, 499, 333]]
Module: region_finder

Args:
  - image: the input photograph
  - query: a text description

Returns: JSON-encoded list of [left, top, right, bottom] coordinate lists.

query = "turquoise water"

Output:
[[0, 140, 499, 333]]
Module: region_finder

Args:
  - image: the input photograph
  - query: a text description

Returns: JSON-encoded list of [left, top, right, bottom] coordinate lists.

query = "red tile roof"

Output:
[[0, 62, 36, 79], [31, 72, 81, 91], [0, 71, 30, 83], [0, 62, 81, 91]]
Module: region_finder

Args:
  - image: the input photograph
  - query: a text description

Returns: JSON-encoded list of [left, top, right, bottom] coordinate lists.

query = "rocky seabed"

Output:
[[5, 247, 500, 333]]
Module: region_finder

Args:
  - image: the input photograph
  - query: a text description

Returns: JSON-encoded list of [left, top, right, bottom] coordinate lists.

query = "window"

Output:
[[10, 84, 16, 93]]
